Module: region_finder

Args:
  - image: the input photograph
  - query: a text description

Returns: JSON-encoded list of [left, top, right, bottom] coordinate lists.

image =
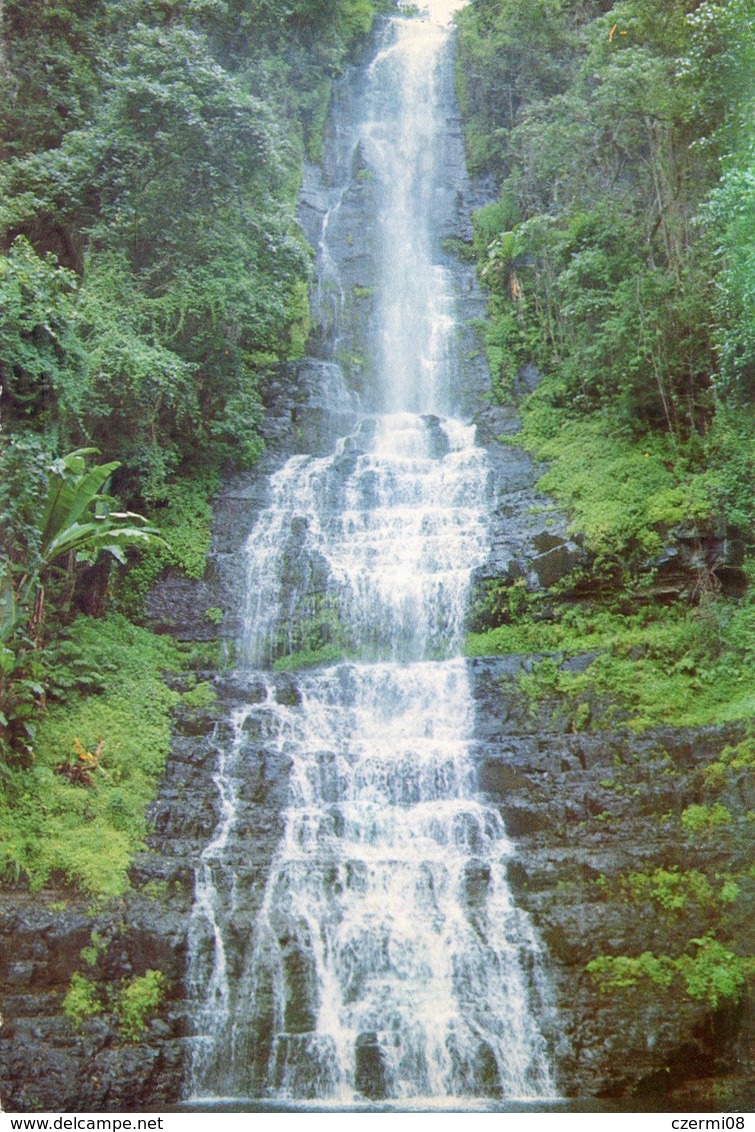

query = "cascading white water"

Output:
[[187, 0, 558, 1104], [365, 14, 457, 414]]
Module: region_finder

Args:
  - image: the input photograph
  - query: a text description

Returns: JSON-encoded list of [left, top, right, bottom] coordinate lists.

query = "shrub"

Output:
[[0, 614, 181, 895], [63, 973, 103, 1025], [587, 939, 754, 1009], [116, 969, 168, 1041], [586, 952, 676, 992], [181, 681, 218, 709], [681, 803, 733, 834], [677, 937, 753, 1009]]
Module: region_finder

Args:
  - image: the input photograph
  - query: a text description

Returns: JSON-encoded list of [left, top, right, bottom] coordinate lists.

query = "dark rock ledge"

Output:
[[470, 655, 755, 1108]]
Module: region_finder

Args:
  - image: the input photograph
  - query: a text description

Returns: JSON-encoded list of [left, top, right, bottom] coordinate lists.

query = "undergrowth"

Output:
[[0, 614, 182, 895], [115, 471, 219, 617], [63, 967, 168, 1041], [587, 939, 755, 1010], [517, 407, 714, 564], [465, 566, 755, 731]]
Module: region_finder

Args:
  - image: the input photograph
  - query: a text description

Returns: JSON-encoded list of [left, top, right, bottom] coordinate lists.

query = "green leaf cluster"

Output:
[[62, 972, 104, 1026], [680, 803, 733, 834], [603, 867, 739, 916], [587, 938, 755, 1010], [115, 969, 168, 1041], [63, 966, 168, 1041]]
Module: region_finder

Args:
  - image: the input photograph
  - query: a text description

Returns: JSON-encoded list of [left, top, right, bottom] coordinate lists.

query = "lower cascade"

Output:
[[187, 0, 558, 1105]]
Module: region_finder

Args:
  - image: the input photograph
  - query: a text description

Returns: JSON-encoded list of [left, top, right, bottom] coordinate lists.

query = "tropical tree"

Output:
[[17, 448, 163, 637], [0, 448, 164, 764]]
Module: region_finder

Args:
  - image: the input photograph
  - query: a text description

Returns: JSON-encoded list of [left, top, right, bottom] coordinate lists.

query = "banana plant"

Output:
[[17, 448, 165, 639], [36, 447, 160, 564], [1, 449, 166, 762]]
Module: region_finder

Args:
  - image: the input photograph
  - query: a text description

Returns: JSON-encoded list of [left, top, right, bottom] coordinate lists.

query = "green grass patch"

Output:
[[0, 614, 181, 895], [516, 408, 713, 562], [466, 585, 755, 731]]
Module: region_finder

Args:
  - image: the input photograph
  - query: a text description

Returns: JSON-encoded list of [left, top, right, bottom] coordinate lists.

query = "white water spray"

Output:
[[188, 0, 558, 1103]]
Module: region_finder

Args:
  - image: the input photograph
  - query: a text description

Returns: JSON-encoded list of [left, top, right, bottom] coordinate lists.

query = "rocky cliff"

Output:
[[1, 21, 753, 1112]]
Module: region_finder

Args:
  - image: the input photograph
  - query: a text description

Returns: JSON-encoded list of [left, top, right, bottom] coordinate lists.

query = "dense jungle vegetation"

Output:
[[457, 0, 755, 713], [456, 0, 755, 1015], [0, 0, 390, 893]]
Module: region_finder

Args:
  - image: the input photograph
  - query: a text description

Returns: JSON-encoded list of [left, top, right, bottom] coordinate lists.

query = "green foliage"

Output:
[[604, 867, 741, 917], [116, 969, 168, 1041], [703, 738, 755, 794], [0, 0, 383, 516], [0, 237, 83, 430], [0, 447, 163, 763], [467, 584, 755, 732], [0, 0, 105, 158], [66, 253, 200, 489], [587, 940, 755, 1009], [519, 414, 712, 564], [677, 937, 753, 1009], [456, 0, 580, 177], [64, 964, 169, 1039], [0, 435, 52, 571], [469, 577, 529, 634], [624, 869, 716, 913], [0, 615, 181, 894], [0, 544, 47, 766], [586, 952, 676, 992], [720, 880, 742, 907], [681, 803, 733, 834], [701, 409, 755, 532], [458, 0, 755, 553], [149, 476, 217, 581], [702, 25, 755, 417], [36, 449, 162, 574], [116, 471, 218, 617], [181, 681, 218, 710], [63, 972, 104, 1025], [80, 929, 109, 968]]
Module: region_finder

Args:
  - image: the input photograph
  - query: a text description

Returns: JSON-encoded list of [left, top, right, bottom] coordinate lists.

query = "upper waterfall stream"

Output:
[[187, 0, 558, 1104]]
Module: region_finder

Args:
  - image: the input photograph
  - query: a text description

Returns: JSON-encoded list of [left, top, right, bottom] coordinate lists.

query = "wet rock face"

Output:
[[354, 1031, 388, 1099], [0, 668, 291, 1113], [648, 521, 748, 600], [0, 892, 187, 1111], [469, 656, 755, 1105]]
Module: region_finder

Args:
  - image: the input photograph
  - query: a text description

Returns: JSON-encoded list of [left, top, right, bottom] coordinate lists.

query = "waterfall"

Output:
[[187, 0, 558, 1104]]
